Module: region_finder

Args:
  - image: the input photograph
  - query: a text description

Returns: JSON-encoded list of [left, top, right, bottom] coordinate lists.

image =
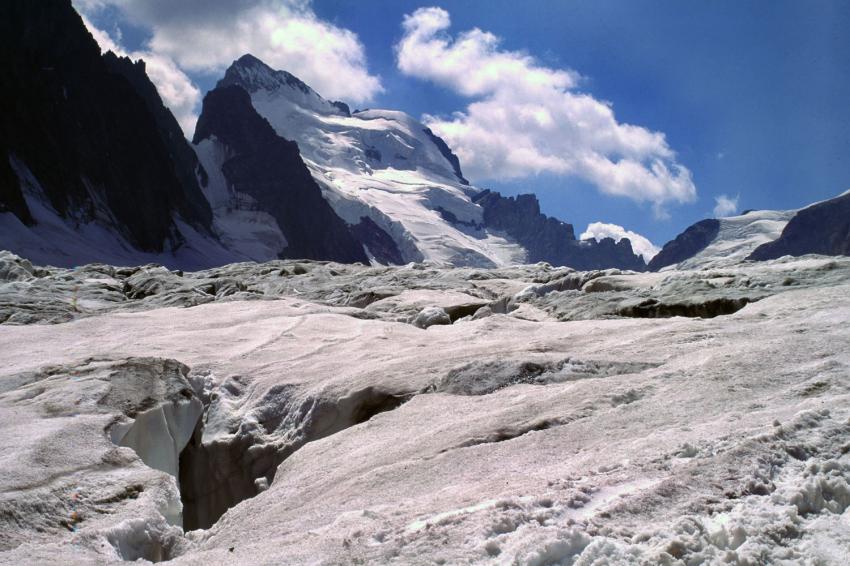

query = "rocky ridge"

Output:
[[750, 191, 850, 260], [0, 0, 213, 255]]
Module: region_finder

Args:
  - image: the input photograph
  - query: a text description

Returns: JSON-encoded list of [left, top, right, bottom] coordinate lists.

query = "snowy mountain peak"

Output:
[[218, 55, 467, 183], [194, 54, 646, 269], [201, 54, 525, 266], [221, 54, 308, 95], [218, 54, 343, 116]]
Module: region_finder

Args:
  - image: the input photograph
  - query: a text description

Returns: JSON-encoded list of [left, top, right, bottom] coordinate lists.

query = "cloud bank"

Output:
[[713, 194, 739, 217], [76, 0, 382, 135], [580, 222, 660, 262], [396, 7, 697, 215]]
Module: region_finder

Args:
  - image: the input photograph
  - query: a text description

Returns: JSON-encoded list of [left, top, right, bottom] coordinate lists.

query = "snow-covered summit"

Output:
[[679, 209, 796, 269], [220, 55, 468, 184], [192, 56, 650, 269], [208, 55, 524, 267], [217, 54, 345, 117]]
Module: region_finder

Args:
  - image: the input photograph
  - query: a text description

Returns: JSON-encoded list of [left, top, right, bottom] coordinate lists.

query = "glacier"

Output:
[[1, 248, 848, 564]]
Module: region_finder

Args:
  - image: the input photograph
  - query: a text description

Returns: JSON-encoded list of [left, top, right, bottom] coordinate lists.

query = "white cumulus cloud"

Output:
[[148, 3, 382, 104], [713, 194, 739, 217], [580, 222, 660, 262], [75, 0, 382, 135], [80, 0, 381, 104], [396, 7, 697, 216]]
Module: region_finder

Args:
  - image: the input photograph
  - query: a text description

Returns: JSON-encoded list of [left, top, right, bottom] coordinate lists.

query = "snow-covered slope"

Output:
[[653, 209, 796, 271], [191, 84, 368, 264], [213, 54, 526, 267], [1, 253, 849, 563], [0, 158, 246, 270], [191, 139, 290, 263]]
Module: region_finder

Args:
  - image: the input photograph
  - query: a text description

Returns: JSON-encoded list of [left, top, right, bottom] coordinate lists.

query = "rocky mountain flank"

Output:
[[0, 0, 212, 252], [749, 191, 850, 260], [0, 2, 653, 271], [192, 85, 368, 263], [474, 190, 646, 271], [648, 219, 721, 271]]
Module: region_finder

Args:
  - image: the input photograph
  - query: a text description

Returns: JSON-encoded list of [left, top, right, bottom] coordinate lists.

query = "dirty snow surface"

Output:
[[1, 250, 849, 565]]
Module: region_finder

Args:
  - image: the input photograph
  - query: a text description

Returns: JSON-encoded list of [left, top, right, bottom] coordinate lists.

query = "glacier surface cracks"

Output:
[[1, 252, 849, 564]]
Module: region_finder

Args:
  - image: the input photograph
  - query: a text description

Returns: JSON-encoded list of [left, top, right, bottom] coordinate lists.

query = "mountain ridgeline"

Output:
[[748, 192, 850, 261], [189, 53, 647, 270], [5, 1, 846, 271], [648, 219, 721, 271], [192, 85, 367, 263], [472, 190, 647, 271], [643, 190, 850, 271], [0, 0, 212, 253], [0, 1, 651, 273]]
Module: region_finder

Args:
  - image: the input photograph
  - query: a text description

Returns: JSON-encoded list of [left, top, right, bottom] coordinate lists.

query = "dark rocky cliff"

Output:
[[472, 190, 646, 271], [422, 128, 469, 185], [102, 52, 212, 216], [0, 0, 213, 252], [749, 193, 850, 260], [648, 219, 721, 271], [193, 85, 368, 263]]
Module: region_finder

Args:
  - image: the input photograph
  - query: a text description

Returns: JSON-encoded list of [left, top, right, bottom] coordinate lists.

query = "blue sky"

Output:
[[82, 1, 850, 247]]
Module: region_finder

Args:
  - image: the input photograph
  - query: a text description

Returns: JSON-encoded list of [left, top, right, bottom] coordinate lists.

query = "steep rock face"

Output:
[[0, 0, 212, 252], [749, 192, 850, 260], [217, 54, 345, 117], [0, 155, 30, 225], [422, 127, 469, 185], [193, 85, 368, 263], [102, 53, 212, 218], [473, 190, 646, 271], [350, 217, 405, 265], [580, 237, 648, 272], [648, 219, 721, 271]]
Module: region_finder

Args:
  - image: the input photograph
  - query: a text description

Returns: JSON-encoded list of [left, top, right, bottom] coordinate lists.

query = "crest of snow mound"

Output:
[[651, 209, 796, 271]]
